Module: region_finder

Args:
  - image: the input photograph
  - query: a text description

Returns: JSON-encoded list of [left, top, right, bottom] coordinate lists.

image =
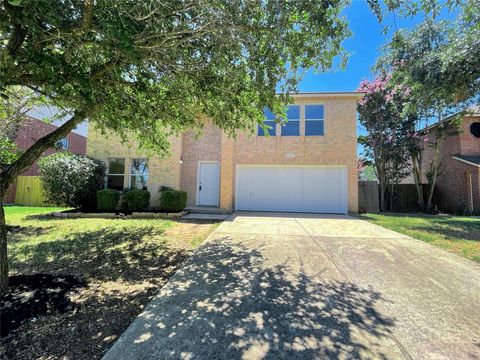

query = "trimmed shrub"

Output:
[[97, 189, 121, 212], [159, 186, 174, 192], [39, 153, 105, 210], [159, 190, 187, 212], [124, 189, 151, 212]]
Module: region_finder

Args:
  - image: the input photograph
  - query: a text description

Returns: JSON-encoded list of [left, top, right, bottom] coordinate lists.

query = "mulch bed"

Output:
[[0, 274, 86, 338]]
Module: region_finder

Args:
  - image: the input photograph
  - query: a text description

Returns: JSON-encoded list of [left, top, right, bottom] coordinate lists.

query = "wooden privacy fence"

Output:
[[15, 176, 50, 206], [359, 181, 429, 213], [358, 181, 380, 213], [389, 184, 430, 213]]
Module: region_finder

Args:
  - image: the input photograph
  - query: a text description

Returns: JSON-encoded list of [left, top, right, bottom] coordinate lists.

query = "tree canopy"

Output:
[[1, 0, 350, 155], [376, 2, 480, 118]]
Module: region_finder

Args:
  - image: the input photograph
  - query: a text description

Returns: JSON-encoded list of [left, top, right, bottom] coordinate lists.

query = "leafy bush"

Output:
[[39, 153, 105, 210], [97, 189, 121, 212], [159, 186, 174, 192], [159, 189, 187, 212], [124, 189, 151, 212]]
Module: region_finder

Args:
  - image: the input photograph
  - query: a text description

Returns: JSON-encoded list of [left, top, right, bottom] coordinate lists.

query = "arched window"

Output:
[[470, 122, 480, 138]]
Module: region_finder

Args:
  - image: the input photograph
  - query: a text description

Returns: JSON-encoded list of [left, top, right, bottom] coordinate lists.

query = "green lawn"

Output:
[[2, 206, 218, 360], [361, 213, 480, 263]]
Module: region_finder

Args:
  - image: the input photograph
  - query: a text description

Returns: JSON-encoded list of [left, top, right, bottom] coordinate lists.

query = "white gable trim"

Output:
[[452, 156, 480, 168]]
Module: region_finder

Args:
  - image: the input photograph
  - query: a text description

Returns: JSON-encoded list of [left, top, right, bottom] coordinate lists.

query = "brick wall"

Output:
[[3, 181, 17, 204], [3, 117, 87, 204], [459, 116, 480, 155], [180, 95, 359, 212], [86, 126, 182, 207], [420, 115, 480, 212], [180, 122, 222, 207]]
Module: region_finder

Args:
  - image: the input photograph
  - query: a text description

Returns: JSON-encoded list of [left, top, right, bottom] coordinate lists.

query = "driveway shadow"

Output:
[[9, 227, 190, 284], [3, 226, 192, 359], [106, 237, 397, 359]]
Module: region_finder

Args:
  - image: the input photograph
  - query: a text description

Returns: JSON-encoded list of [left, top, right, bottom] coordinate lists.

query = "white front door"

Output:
[[197, 162, 220, 206]]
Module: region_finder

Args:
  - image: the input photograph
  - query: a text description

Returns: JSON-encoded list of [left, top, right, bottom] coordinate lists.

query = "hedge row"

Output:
[[96, 187, 187, 213]]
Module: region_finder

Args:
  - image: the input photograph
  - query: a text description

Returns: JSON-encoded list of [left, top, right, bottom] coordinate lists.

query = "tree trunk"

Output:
[[379, 184, 385, 212], [0, 112, 86, 189], [0, 111, 85, 295], [426, 136, 444, 211], [0, 192, 7, 295], [375, 160, 387, 212], [411, 154, 425, 210], [388, 182, 395, 212]]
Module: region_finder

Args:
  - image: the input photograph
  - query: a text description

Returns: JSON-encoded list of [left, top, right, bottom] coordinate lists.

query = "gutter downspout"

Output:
[[467, 171, 474, 214]]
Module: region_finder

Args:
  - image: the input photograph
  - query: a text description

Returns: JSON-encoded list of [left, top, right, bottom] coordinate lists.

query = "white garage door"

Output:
[[235, 165, 348, 214]]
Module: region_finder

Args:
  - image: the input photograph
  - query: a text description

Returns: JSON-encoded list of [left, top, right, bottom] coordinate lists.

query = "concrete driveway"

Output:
[[103, 212, 480, 360]]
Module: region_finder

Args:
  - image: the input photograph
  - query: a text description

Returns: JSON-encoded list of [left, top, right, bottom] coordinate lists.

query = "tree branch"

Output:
[[82, 0, 94, 30], [0, 111, 86, 194], [6, 23, 27, 58]]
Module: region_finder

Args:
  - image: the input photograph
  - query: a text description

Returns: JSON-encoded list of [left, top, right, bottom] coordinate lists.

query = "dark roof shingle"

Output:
[[453, 155, 480, 166]]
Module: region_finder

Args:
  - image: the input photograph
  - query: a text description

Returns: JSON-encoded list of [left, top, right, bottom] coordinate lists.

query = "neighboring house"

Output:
[[3, 117, 87, 205], [412, 110, 480, 213], [87, 92, 361, 214]]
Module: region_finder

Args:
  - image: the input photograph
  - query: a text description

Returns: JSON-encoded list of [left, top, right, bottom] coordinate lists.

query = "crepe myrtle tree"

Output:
[[357, 75, 412, 212], [0, 0, 354, 294]]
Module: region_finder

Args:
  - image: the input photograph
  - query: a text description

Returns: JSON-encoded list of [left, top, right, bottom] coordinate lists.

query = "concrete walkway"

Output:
[[182, 213, 230, 221], [103, 212, 480, 360]]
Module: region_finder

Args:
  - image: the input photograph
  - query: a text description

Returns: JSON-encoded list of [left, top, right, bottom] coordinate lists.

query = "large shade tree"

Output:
[[0, 0, 352, 294]]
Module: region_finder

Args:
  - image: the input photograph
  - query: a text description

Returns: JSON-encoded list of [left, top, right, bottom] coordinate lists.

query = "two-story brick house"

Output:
[[416, 110, 480, 213], [87, 92, 361, 214]]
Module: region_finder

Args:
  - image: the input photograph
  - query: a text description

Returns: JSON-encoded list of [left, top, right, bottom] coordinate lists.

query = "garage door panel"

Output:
[[235, 165, 347, 214]]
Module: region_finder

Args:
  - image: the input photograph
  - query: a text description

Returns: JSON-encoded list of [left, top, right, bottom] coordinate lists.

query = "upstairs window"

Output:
[[130, 158, 149, 190], [258, 108, 276, 136], [305, 105, 325, 136], [107, 158, 125, 190], [281, 105, 300, 136], [56, 137, 69, 150]]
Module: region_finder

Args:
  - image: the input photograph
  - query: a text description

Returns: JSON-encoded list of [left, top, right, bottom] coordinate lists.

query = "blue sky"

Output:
[[298, 0, 455, 92], [299, 1, 384, 92]]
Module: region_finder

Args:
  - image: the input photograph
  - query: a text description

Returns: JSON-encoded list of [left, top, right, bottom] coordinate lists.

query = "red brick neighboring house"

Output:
[[418, 111, 480, 213], [3, 117, 87, 204]]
